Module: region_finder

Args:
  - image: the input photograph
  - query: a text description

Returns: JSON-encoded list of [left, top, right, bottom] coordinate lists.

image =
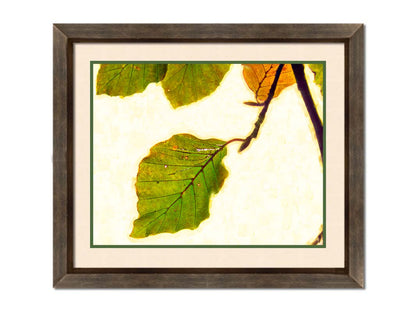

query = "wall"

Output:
[[0, 0, 414, 311]]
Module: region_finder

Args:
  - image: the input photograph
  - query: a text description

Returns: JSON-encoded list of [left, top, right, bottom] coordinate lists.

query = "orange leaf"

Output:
[[243, 64, 296, 102]]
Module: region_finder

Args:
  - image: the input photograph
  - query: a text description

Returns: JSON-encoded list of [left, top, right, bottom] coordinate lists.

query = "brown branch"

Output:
[[238, 64, 284, 152], [291, 64, 323, 160], [308, 225, 324, 245]]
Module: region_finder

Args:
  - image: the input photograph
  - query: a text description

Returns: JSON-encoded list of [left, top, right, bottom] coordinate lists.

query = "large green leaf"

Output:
[[131, 134, 229, 238], [161, 64, 230, 108], [308, 64, 324, 96], [96, 64, 167, 97]]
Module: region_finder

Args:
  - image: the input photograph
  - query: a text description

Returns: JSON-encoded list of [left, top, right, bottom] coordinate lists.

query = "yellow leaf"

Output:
[[243, 64, 296, 102]]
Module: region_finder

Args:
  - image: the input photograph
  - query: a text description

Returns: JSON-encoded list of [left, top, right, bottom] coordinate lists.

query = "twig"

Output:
[[291, 64, 323, 160], [239, 64, 284, 152]]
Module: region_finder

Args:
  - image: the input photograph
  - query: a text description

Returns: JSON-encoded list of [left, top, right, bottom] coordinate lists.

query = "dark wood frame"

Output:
[[53, 24, 364, 288]]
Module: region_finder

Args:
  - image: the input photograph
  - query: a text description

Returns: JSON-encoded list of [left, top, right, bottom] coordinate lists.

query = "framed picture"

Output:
[[53, 24, 364, 288]]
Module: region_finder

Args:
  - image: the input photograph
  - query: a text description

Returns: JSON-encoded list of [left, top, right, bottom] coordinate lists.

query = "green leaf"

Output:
[[161, 64, 230, 108], [131, 134, 229, 238], [308, 64, 324, 96], [96, 64, 167, 97]]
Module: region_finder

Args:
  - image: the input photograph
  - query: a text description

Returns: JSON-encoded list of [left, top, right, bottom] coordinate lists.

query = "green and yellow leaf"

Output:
[[131, 134, 229, 238], [96, 64, 167, 97], [161, 64, 230, 108], [308, 64, 324, 96]]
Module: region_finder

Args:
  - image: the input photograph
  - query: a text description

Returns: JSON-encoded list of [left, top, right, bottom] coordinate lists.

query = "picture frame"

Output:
[[53, 23, 364, 288]]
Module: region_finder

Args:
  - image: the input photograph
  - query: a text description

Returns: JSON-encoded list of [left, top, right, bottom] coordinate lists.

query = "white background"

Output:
[[92, 63, 325, 247], [0, 0, 414, 311]]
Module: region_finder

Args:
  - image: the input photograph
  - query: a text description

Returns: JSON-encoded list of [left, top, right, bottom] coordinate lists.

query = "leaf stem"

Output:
[[225, 138, 245, 146], [238, 64, 285, 152], [291, 64, 323, 160]]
